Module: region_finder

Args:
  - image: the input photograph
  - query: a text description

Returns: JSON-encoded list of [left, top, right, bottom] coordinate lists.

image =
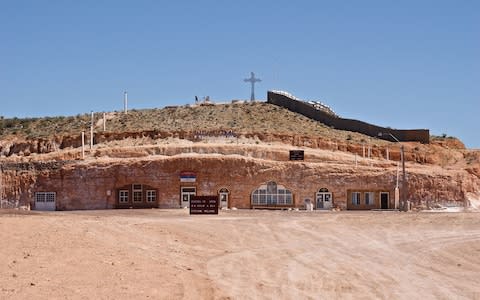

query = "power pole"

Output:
[[379, 132, 408, 211], [401, 144, 407, 211], [90, 111, 94, 149], [124, 91, 128, 114], [81, 131, 85, 159]]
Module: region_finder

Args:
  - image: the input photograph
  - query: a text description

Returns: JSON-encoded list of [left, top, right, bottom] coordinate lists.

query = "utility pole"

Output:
[[379, 132, 407, 211], [81, 131, 85, 159], [124, 91, 128, 114], [90, 111, 94, 149], [401, 144, 407, 210], [103, 112, 106, 132]]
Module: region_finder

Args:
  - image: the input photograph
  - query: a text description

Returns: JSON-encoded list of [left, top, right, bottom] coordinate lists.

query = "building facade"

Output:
[[25, 156, 398, 211]]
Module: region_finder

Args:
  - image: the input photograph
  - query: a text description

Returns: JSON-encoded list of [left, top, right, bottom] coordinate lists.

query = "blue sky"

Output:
[[1, 1, 479, 148]]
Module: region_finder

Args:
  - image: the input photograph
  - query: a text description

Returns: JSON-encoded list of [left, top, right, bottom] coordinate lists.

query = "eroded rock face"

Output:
[[1, 151, 479, 210]]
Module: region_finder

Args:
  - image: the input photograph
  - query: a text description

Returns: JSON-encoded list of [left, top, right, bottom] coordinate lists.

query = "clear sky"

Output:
[[1, 1, 479, 148]]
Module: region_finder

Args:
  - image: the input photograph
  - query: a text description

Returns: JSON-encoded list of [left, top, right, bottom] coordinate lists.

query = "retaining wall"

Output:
[[267, 91, 429, 143]]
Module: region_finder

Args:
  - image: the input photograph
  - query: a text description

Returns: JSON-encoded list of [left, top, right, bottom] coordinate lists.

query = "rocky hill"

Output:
[[1, 101, 479, 209]]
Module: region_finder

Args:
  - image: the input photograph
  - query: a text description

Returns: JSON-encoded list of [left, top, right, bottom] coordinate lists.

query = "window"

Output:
[[36, 192, 56, 202], [36, 193, 46, 203], [365, 192, 374, 205], [352, 192, 361, 205], [133, 184, 143, 203], [146, 190, 156, 202], [119, 190, 129, 203], [324, 193, 331, 202], [251, 182, 293, 206], [45, 193, 55, 203], [133, 192, 142, 202], [252, 190, 259, 205]]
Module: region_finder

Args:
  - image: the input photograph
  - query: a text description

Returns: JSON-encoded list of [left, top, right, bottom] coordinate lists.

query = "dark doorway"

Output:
[[380, 193, 389, 209]]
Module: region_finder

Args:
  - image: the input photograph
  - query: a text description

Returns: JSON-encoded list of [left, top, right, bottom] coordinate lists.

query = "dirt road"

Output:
[[1, 209, 480, 299]]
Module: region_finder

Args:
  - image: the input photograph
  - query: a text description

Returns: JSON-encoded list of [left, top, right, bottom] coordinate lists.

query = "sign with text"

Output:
[[289, 150, 304, 161], [190, 196, 218, 215], [180, 171, 196, 182]]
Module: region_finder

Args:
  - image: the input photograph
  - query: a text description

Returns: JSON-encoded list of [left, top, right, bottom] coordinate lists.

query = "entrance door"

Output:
[[35, 192, 56, 211], [316, 193, 324, 209], [316, 190, 333, 210], [181, 187, 196, 208], [218, 188, 229, 208], [380, 192, 389, 209]]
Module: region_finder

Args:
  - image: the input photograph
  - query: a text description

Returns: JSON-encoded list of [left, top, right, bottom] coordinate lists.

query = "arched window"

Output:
[[251, 181, 293, 206], [219, 188, 229, 194]]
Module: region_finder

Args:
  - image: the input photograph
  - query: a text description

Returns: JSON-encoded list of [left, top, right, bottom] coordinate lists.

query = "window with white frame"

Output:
[[45, 192, 55, 203], [351, 192, 361, 205], [365, 192, 374, 205], [36, 193, 46, 203], [119, 190, 129, 203], [251, 182, 293, 206], [35, 192, 56, 203], [146, 190, 156, 202]]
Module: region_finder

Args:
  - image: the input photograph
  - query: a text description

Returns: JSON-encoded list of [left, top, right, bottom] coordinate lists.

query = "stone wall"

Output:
[[267, 91, 430, 144]]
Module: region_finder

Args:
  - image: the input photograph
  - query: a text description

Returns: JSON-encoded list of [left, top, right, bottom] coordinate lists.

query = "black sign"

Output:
[[190, 196, 218, 215], [289, 150, 304, 161]]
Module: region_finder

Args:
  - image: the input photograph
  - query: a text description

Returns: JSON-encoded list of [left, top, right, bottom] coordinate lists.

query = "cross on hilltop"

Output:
[[244, 72, 261, 101]]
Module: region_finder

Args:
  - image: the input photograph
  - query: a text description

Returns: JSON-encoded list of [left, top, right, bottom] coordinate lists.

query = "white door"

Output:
[[35, 192, 56, 211], [323, 193, 332, 209], [316, 192, 332, 210], [219, 188, 229, 208], [181, 187, 196, 208], [316, 193, 324, 209]]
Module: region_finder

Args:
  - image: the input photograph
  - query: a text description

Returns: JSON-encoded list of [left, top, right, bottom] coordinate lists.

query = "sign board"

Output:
[[289, 150, 304, 161], [180, 171, 196, 182], [190, 196, 218, 215]]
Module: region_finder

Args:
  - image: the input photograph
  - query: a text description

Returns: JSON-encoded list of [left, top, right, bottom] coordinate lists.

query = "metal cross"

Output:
[[244, 72, 261, 101]]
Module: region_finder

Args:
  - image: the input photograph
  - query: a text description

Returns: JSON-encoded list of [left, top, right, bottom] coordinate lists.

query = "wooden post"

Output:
[[103, 112, 106, 132], [81, 131, 85, 159]]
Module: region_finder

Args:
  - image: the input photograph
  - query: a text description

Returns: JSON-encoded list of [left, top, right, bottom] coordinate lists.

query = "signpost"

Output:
[[289, 150, 304, 161], [190, 196, 218, 215]]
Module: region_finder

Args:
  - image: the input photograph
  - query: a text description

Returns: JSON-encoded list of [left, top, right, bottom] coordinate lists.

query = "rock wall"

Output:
[[2, 154, 478, 210], [0, 131, 451, 167]]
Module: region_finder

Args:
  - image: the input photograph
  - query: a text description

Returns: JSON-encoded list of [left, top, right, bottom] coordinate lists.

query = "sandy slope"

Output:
[[1, 209, 480, 300]]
